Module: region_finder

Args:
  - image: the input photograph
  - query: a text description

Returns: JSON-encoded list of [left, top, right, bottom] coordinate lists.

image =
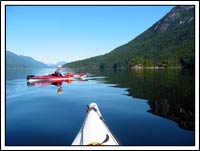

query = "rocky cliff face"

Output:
[[152, 6, 194, 33]]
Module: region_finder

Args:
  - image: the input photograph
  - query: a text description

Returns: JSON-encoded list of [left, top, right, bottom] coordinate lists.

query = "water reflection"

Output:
[[27, 79, 86, 94], [79, 69, 195, 131]]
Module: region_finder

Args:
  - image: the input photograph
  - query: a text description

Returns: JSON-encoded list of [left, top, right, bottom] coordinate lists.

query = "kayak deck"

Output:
[[72, 103, 120, 145]]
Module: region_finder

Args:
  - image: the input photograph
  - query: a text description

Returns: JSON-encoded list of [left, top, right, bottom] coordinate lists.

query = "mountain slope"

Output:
[[6, 51, 48, 68], [64, 6, 194, 69], [48, 61, 67, 67]]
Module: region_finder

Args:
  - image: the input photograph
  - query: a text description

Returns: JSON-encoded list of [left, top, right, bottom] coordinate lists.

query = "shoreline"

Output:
[[130, 66, 182, 69]]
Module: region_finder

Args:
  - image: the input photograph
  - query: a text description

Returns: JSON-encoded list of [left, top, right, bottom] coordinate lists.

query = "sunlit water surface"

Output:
[[6, 68, 194, 146]]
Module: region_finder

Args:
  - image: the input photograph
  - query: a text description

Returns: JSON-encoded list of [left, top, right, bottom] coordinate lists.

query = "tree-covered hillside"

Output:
[[64, 6, 194, 69]]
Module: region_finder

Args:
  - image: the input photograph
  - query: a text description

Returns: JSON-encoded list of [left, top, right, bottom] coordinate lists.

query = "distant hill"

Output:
[[47, 61, 67, 67], [64, 6, 194, 69], [6, 51, 48, 69]]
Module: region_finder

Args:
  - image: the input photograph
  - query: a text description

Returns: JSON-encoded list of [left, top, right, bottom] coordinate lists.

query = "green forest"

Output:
[[64, 6, 195, 69]]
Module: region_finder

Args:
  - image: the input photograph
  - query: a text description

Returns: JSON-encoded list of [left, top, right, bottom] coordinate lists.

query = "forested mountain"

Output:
[[64, 6, 194, 69], [6, 51, 48, 69]]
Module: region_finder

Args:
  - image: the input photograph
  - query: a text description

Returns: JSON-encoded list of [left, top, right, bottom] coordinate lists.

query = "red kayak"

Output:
[[27, 73, 87, 82]]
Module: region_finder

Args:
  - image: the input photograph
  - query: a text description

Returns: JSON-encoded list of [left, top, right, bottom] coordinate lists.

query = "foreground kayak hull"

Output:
[[27, 73, 87, 82], [72, 103, 120, 145]]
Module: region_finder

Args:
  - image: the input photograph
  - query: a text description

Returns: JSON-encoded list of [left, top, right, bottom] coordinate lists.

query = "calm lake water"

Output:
[[5, 68, 195, 146]]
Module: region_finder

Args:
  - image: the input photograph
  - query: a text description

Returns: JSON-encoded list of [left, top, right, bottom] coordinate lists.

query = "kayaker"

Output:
[[54, 65, 64, 76], [53, 65, 74, 77]]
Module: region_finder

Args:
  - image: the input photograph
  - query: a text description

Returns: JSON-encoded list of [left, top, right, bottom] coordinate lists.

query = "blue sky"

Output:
[[6, 5, 174, 64]]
